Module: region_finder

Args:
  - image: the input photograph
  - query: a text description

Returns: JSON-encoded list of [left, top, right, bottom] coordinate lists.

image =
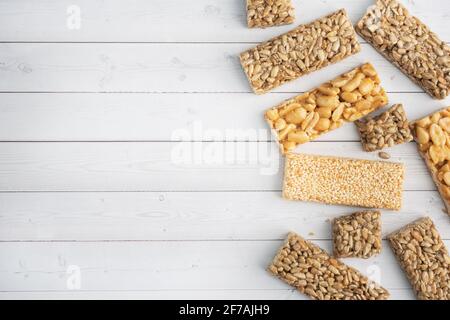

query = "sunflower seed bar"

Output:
[[247, 0, 295, 28], [332, 211, 382, 259], [283, 153, 404, 210], [356, 104, 413, 152], [356, 0, 450, 100], [410, 107, 450, 216], [240, 9, 361, 94], [265, 63, 388, 154], [268, 232, 390, 300], [388, 217, 450, 300]]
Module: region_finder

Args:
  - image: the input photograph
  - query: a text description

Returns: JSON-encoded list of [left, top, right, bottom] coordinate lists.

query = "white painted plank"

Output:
[[0, 0, 448, 43], [1, 93, 449, 141], [2, 239, 445, 294], [0, 191, 448, 241], [0, 141, 435, 192], [0, 289, 415, 300], [0, 43, 442, 93]]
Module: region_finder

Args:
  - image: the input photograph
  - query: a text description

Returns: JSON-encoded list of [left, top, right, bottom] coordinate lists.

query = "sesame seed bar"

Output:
[[388, 217, 450, 300], [356, 104, 413, 152], [268, 232, 390, 300], [247, 0, 295, 28], [240, 9, 361, 94], [356, 0, 450, 100], [265, 63, 388, 154], [282, 153, 404, 210], [410, 107, 450, 216], [332, 211, 382, 259]]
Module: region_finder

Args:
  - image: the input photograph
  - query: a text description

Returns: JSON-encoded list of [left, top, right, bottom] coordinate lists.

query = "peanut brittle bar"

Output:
[[240, 9, 361, 94], [282, 153, 404, 210], [268, 232, 390, 300], [410, 107, 450, 216], [388, 217, 450, 300], [246, 0, 295, 28], [356, 104, 413, 152], [356, 0, 450, 99], [265, 63, 388, 154], [332, 211, 382, 259]]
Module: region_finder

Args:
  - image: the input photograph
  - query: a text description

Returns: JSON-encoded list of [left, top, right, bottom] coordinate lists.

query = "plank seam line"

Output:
[[0, 189, 436, 193], [0, 41, 448, 45], [0, 238, 448, 242], [0, 91, 426, 94], [0, 288, 411, 293]]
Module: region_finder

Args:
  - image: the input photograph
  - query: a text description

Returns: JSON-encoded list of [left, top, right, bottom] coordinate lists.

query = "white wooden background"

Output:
[[0, 0, 449, 300]]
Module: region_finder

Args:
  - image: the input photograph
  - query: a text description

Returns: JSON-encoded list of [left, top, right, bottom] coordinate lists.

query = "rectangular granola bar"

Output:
[[240, 9, 361, 94], [410, 107, 450, 216], [356, 0, 450, 99], [268, 232, 390, 300], [332, 211, 382, 259], [247, 0, 295, 28], [356, 104, 413, 152], [282, 153, 404, 210], [388, 217, 450, 300], [265, 63, 388, 154]]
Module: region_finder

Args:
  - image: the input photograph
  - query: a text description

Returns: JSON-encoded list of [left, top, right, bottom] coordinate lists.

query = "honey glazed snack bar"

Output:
[[268, 232, 390, 300], [282, 153, 404, 210], [355, 104, 413, 152], [240, 9, 361, 94], [410, 107, 450, 216], [357, 0, 450, 99], [265, 63, 388, 154], [388, 217, 450, 300], [332, 211, 382, 259], [246, 0, 295, 28]]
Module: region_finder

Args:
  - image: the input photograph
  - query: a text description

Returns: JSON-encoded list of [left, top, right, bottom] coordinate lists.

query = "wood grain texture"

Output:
[[0, 141, 436, 192], [1, 93, 449, 142], [0, 289, 416, 300], [1, 43, 449, 93], [1, 0, 449, 300], [0, 0, 448, 43], [3, 240, 448, 293], [0, 191, 448, 241]]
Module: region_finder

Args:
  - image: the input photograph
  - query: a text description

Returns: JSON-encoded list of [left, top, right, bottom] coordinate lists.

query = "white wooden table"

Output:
[[0, 0, 449, 300]]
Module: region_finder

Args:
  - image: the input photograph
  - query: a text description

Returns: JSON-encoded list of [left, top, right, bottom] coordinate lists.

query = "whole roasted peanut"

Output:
[[358, 78, 374, 95], [305, 112, 320, 132], [341, 91, 358, 103], [416, 127, 430, 144], [431, 112, 441, 124], [444, 173, 450, 188], [301, 112, 315, 131], [275, 118, 287, 131], [416, 116, 431, 128], [429, 145, 445, 164], [279, 124, 296, 140], [318, 85, 340, 96], [279, 103, 301, 117], [317, 107, 332, 118], [332, 103, 345, 121], [355, 100, 372, 111], [361, 64, 377, 77], [288, 131, 309, 144], [342, 73, 365, 92], [331, 76, 351, 88], [283, 141, 297, 152], [316, 95, 339, 109], [315, 118, 331, 131], [285, 108, 307, 124], [439, 117, 450, 133], [303, 103, 316, 112], [266, 109, 279, 121], [430, 124, 446, 146]]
